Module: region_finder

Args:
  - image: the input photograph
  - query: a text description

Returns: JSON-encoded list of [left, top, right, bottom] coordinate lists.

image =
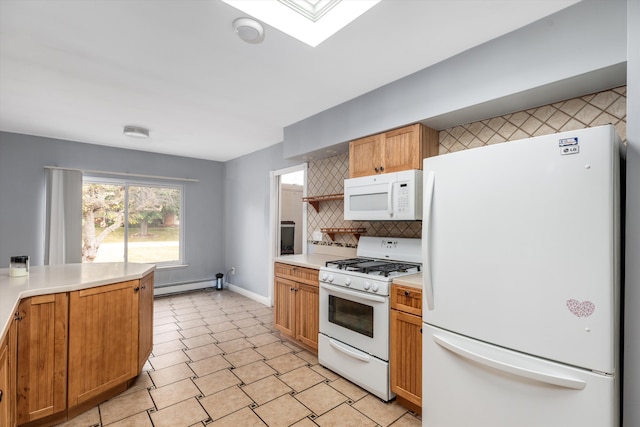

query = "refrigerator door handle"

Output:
[[433, 334, 587, 390], [423, 170, 436, 310]]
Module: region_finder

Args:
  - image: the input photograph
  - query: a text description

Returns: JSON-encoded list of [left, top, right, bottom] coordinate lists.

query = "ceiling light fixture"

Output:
[[123, 125, 149, 138], [232, 17, 265, 44]]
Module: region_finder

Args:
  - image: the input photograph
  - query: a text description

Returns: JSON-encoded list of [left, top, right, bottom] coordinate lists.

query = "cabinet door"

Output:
[[390, 309, 422, 408], [274, 277, 296, 339], [349, 134, 383, 178], [295, 282, 319, 351], [0, 328, 12, 427], [383, 124, 422, 173], [68, 280, 138, 408], [138, 272, 154, 371], [15, 293, 68, 425]]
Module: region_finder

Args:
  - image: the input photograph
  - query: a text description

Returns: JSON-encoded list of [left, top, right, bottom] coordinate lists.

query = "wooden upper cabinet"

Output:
[[138, 272, 154, 371], [15, 293, 68, 425], [67, 280, 139, 409], [349, 123, 439, 178], [349, 133, 383, 178]]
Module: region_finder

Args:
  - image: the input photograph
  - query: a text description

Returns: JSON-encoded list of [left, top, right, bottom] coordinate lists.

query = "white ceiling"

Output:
[[0, 0, 581, 162]]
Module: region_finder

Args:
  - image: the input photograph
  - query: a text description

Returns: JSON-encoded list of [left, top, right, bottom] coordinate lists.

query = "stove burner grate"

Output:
[[325, 258, 421, 277]]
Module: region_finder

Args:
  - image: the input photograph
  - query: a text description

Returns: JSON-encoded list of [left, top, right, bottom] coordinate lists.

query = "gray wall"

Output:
[[223, 142, 299, 297], [624, 0, 639, 425], [283, 0, 628, 160], [0, 132, 224, 287]]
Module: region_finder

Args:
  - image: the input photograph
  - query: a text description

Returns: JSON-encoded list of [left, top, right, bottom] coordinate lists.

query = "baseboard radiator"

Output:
[[154, 280, 213, 296]]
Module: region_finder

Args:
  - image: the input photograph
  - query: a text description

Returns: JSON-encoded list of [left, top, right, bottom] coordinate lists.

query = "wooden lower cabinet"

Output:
[[274, 263, 319, 352], [0, 336, 9, 427], [2, 271, 155, 427], [294, 282, 319, 350], [138, 272, 154, 371], [390, 284, 422, 414], [274, 277, 296, 338], [15, 293, 68, 425], [0, 320, 16, 427], [67, 280, 139, 409]]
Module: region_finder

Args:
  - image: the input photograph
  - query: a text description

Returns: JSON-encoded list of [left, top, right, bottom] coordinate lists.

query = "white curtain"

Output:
[[45, 168, 82, 264]]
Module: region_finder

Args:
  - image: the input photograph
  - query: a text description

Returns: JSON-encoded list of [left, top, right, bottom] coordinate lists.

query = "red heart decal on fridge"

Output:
[[566, 299, 595, 317]]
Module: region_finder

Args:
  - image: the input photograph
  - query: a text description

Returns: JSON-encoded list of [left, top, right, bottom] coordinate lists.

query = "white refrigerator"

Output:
[[421, 125, 623, 427]]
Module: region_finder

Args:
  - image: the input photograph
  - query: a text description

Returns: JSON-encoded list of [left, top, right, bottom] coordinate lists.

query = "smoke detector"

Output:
[[232, 18, 265, 44]]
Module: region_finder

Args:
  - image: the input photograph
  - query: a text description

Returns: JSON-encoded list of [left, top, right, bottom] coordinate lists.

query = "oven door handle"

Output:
[[320, 282, 387, 303], [329, 338, 371, 363]]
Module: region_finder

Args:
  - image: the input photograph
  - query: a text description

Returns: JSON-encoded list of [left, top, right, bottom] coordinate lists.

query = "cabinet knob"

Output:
[[374, 167, 379, 173], [404, 290, 410, 297], [14, 311, 23, 321], [380, 166, 384, 172], [134, 286, 140, 292], [0, 389, 3, 403]]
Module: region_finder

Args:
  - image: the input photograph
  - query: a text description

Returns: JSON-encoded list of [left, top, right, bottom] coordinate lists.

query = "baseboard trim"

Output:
[[226, 283, 270, 306]]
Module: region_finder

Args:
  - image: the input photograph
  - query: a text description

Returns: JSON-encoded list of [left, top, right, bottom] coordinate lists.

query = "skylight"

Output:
[[222, 0, 381, 47]]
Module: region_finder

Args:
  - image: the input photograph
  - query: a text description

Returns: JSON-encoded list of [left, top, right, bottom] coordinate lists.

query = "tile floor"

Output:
[[56, 288, 421, 427]]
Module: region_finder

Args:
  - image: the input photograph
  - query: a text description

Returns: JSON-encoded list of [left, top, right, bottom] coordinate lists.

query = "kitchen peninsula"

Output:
[[0, 263, 155, 427]]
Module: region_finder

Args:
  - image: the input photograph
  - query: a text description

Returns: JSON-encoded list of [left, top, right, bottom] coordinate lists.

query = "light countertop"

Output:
[[392, 272, 423, 289], [274, 253, 346, 270], [0, 262, 155, 343]]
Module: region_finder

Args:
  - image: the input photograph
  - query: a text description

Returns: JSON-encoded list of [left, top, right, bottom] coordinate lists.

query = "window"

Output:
[[82, 178, 183, 266]]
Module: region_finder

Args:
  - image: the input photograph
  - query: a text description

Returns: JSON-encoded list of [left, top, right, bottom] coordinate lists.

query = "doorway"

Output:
[[268, 164, 307, 305], [279, 170, 305, 255]]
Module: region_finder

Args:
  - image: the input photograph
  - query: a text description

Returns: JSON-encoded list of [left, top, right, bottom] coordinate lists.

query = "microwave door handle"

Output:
[[388, 182, 394, 217]]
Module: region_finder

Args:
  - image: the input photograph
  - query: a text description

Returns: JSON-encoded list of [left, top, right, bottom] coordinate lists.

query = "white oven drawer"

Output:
[[318, 333, 393, 401]]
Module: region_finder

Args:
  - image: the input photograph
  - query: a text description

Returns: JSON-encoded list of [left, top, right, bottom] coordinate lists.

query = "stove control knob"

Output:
[[321, 272, 328, 282], [328, 274, 334, 283], [372, 283, 379, 293], [363, 281, 371, 291], [345, 277, 351, 286]]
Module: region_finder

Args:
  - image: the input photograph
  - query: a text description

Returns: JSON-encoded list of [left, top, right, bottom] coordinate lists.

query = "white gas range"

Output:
[[317, 236, 421, 401]]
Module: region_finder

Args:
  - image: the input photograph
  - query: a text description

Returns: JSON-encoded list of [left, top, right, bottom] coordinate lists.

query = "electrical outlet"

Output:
[[231, 267, 235, 275]]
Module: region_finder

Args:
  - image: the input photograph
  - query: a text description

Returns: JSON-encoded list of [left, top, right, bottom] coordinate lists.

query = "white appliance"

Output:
[[421, 124, 624, 427], [344, 169, 422, 221], [318, 236, 421, 401]]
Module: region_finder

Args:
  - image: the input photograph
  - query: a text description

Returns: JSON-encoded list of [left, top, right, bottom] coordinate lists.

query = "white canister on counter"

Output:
[[10, 255, 29, 277]]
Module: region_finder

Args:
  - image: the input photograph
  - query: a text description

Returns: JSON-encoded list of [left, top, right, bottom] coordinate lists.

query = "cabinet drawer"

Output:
[[274, 263, 319, 286], [391, 285, 422, 315]]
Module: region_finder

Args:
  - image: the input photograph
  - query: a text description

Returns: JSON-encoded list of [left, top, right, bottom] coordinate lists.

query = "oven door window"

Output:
[[328, 295, 374, 338]]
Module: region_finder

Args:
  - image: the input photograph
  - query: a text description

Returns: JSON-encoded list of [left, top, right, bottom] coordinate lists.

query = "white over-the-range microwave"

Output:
[[344, 169, 423, 221]]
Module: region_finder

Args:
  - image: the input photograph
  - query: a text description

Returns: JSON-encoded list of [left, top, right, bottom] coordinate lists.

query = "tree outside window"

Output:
[[82, 179, 182, 265]]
